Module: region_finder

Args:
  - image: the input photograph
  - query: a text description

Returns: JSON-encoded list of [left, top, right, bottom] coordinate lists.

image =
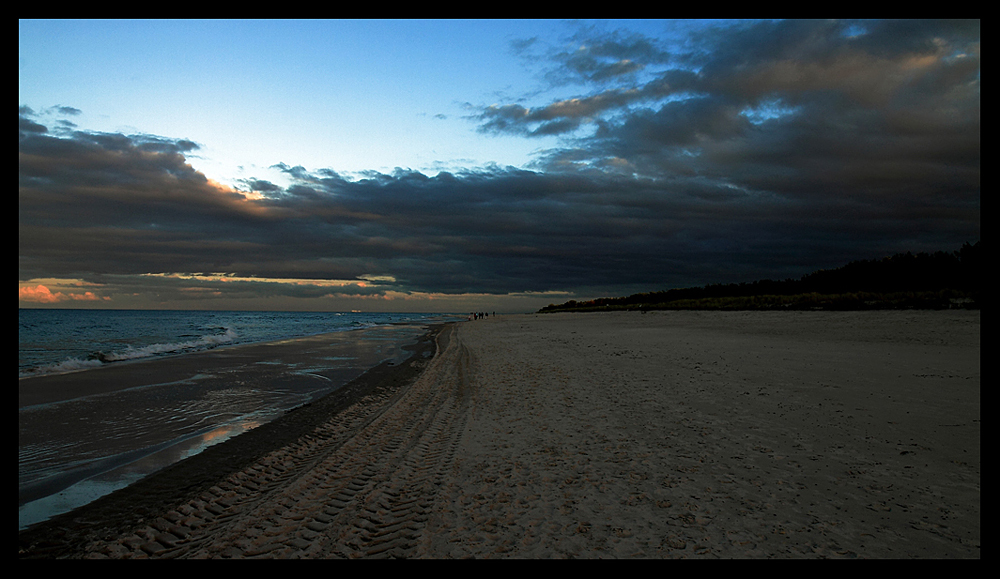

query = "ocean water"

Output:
[[19, 309, 449, 378], [18, 309, 459, 530]]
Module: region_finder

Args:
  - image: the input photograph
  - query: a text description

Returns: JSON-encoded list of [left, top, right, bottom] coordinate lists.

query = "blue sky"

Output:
[[19, 19, 980, 312], [20, 20, 624, 186]]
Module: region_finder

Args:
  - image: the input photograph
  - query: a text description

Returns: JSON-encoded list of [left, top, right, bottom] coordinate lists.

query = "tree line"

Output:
[[539, 241, 981, 313]]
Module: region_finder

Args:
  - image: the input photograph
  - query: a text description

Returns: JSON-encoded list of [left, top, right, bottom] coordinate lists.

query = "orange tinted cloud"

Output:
[[19, 284, 107, 303]]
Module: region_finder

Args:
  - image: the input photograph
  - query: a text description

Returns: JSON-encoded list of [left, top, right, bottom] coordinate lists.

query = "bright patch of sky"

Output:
[[19, 19, 610, 190], [841, 22, 868, 38], [740, 98, 801, 125]]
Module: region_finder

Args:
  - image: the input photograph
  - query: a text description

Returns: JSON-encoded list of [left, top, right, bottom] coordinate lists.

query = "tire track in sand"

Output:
[[81, 324, 472, 559]]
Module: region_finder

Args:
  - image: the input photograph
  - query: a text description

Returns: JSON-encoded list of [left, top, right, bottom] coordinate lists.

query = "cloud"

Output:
[[512, 24, 673, 88], [19, 115, 47, 135], [549, 26, 672, 85], [51, 105, 82, 116], [19, 284, 105, 303], [485, 21, 979, 255], [18, 20, 979, 308], [477, 20, 980, 179]]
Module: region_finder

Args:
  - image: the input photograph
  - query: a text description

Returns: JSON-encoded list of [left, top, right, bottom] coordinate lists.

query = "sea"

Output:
[[19, 309, 455, 378], [18, 309, 460, 530]]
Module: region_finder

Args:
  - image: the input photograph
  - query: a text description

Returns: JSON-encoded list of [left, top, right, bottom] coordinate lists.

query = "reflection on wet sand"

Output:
[[19, 323, 434, 530]]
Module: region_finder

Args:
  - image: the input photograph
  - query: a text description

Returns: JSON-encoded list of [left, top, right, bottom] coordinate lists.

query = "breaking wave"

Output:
[[21, 328, 238, 378]]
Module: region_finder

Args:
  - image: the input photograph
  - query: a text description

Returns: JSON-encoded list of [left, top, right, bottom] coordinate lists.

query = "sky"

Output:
[[19, 19, 980, 312]]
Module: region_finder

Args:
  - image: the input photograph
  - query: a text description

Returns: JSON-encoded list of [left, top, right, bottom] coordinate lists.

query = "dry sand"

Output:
[[18, 310, 980, 558]]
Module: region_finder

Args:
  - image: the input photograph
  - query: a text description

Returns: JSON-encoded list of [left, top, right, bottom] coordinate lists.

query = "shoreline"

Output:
[[19, 321, 442, 529], [18, 323, 445, 556], [19, 311, 980, 558], [19, 317, 448, 408]]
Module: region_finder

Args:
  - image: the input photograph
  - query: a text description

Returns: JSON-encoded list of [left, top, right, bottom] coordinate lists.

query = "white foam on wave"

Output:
[[20, 328, 239, 378], [21, 357, 105, 378], [99, 328, 239, 362]]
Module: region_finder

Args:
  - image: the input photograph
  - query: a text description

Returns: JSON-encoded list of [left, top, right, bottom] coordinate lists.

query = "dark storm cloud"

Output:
[[19, 115, 47, 135], [19, 116, 789, 296], [481, 20, 980, 146], [18, 20, 979, 303], [483, 19, 979, 260]]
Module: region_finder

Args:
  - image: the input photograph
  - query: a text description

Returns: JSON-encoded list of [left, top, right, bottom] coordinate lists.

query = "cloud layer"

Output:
[[19, 20, 980, 309]]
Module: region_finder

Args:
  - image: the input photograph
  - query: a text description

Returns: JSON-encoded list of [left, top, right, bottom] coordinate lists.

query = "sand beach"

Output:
[[18, 310, 980, 558]]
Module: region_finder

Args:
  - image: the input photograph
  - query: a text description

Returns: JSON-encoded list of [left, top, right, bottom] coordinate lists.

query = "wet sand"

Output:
[[19, 324, 433, 526], [19, 310, 980, 558]]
